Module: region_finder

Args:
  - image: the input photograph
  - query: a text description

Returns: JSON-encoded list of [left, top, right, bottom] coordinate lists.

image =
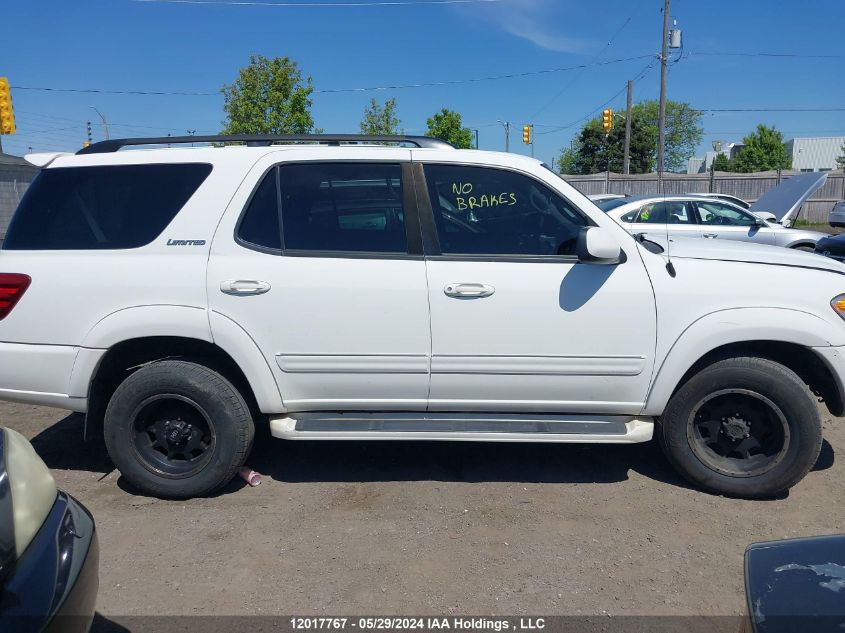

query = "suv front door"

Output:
[[413, 155, 657, 414], [208, 149, 431, 412]]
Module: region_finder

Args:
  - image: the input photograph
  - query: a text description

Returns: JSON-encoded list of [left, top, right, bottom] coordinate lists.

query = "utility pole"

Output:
[[474, 129, 479, 149], [623, 80, 633, 175], [90, 106, 109, 140], [657, 0, 671, 191], [497, 120, 510, 152]]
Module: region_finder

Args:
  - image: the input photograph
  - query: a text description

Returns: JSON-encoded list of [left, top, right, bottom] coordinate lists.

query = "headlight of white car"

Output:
[[2, 427, 57, 558]]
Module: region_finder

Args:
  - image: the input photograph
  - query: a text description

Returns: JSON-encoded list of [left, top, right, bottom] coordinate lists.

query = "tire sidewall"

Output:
[[660, 359, 822, 497], [104, 361, 252, 498]]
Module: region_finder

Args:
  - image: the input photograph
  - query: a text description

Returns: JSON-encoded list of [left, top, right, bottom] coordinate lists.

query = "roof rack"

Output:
[[76, 134, 455, 155]]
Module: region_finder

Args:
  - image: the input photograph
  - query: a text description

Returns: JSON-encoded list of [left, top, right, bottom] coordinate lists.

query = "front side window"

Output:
[[279, 163, 407, 254], [635, 201, 694, 224], [3, 163, 212, 250], [697, 202, 756, 226], [424, 164, 589, 256]]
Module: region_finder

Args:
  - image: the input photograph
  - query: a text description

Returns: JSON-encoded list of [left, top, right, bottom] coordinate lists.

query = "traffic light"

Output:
[[522, 124, 532, 145], [0, 77, 16, 135], [602, 108, 613, 133]]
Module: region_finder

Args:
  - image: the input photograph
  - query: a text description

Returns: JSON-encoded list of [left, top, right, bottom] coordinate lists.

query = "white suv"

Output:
[[1, 134, 844, 500]]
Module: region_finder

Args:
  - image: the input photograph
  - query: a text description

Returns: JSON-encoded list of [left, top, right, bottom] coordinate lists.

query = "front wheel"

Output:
[[791, 244, 815, 252], [659, 356, 822, 498], [104, 360, 255, 499]]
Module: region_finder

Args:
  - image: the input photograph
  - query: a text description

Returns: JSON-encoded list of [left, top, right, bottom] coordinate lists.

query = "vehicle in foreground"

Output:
[[828, 201, 845, 228], [1, 134, 844, 500], [0, 428, 98, 633], [598, 194, 826, 250], [744, 534, 845, 632]]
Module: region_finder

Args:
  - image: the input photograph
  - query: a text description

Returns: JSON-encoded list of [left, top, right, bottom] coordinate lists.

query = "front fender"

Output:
[[642, 307, 840, 415]]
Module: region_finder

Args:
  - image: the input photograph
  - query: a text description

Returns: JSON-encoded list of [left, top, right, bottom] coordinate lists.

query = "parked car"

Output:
[[828, 201, 845, 228], [744, 534, 845, 632], [597, 194, 826, 250], [687, 192, 750, 209], [1, 134, 844, 501], [0, 428, 98, 633], [814, 233, 845, 262]]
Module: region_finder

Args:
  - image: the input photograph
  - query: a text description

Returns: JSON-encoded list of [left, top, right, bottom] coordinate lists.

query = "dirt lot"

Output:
[[4, 401, 844, 618]]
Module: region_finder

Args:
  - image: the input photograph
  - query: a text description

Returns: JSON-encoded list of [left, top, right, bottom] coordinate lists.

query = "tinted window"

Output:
[[635, 201, 694, 224], [279, 163, 407, 253], [620, 209, 638, 222], [238, 169, 281, 250], [596, 198, 631, 212], [424, 164, 589, 256], [4, 164, 211, 250], [697, 202, 756, 226]]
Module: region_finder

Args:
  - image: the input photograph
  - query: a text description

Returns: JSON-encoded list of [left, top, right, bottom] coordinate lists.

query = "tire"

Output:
[[104, 360, 255, 499], [659, 356, 822, 498], [791, 244, 815, 252]]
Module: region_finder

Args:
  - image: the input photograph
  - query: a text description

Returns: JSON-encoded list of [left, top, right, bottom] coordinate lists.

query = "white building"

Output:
[[786, 137, 845, 172]]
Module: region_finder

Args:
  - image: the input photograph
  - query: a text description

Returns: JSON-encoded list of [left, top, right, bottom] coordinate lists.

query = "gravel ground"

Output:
[[3, 401, 843, 619]]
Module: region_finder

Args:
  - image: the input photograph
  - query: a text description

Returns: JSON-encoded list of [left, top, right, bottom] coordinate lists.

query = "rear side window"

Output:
[[278, 163, 407, 254], [237, 169, 281, 251], [4, 163, 211, 250]]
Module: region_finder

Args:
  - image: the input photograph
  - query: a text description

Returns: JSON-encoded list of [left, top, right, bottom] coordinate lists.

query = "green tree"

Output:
[[425, 108, 473, 148], [836, 142, 845, 169], [711, 153, 732, 171], [221, 55, 315, 134], [360, 98, 400, 135], [732, 124, 792, 172], [631, 100, 704, 172], [563, 113, 654, 175]]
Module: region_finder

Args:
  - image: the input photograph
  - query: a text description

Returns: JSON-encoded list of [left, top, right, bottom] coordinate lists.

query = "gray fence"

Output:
[[565, 170, 845, 223], [0, 159, 38, 239]]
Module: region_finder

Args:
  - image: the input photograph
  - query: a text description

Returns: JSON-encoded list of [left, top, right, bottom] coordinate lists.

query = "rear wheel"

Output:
[[104, 360, 254, 499], [659, 356, 822, 498], [791, 244, 815, 252]]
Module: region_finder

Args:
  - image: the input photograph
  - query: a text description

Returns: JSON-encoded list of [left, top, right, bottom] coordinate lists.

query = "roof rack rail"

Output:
[[76, 134, 455, 155]]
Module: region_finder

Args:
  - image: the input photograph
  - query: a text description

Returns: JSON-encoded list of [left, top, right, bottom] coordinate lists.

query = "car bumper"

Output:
[[0, 492, 99, 633]]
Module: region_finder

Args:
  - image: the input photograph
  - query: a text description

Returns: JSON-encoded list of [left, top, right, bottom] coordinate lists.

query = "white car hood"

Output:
[[644, 235, 845, 274]]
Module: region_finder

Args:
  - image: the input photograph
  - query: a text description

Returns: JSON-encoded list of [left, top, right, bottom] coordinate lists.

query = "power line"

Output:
[[689, 51, 845, 60], [132, 0, 500, 6], [700, 107, 845, 113], [9, 55, 655, 97]]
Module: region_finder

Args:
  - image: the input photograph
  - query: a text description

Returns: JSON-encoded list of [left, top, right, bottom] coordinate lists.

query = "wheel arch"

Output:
[[644, 308, 844, 417]]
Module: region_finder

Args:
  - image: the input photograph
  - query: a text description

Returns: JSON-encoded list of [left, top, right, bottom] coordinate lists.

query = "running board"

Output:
[[268, 413, 654, 444]]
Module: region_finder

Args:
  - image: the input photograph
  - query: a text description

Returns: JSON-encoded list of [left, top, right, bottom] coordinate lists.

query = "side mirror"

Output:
[[576, 227, 622, 265]]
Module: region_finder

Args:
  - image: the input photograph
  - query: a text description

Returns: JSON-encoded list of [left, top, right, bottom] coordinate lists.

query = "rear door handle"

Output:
[[703, 233, 718, 239], [220, 280, 271, 296], [444, 283, 495, 298]]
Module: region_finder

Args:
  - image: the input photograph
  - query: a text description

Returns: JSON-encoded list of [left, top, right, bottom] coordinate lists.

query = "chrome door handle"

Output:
[[444, 283, 495, 298], [703, 233, 718, 239], [220, 280, 271, 296]]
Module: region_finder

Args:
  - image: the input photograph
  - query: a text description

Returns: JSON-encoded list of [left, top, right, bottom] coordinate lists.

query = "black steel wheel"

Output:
[[105, 360, 254, 499], [659, 356, 822, 498]]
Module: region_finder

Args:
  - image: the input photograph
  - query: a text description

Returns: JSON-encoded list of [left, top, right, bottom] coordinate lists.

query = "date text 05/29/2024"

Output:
[[290, 618, 546, 631]]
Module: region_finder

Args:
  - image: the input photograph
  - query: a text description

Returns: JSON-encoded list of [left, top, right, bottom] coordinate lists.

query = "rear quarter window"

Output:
[[2, 163, 212, 250]]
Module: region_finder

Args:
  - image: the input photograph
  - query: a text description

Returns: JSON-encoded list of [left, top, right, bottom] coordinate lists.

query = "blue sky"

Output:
[[2, 0, 844, 166]]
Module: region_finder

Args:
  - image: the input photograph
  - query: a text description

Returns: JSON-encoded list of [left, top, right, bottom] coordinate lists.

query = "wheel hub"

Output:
[[721, 415, 751, 441], [164, 419, 193, 447]]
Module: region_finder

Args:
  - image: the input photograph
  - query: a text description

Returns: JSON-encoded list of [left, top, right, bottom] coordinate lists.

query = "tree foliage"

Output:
[[711, 153, 732, 172], [221, 55, 315, 134], [732, 124, 791, 172], [360, 98, 401, 135], [836, 142, 845, 170], [557, 145, 579, 174], [426, 108, 473, 149], [557, 100, 702, 175], [631, 100, 704, 172]]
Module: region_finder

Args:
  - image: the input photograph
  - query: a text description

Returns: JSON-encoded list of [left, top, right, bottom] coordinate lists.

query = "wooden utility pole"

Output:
[[657, 0, 671, 191], [623, 80, 633, 175]]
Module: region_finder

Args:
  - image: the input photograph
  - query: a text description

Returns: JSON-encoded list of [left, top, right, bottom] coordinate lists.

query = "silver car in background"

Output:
[[597, 195, 826, 251], [829, 201, 845, 228]]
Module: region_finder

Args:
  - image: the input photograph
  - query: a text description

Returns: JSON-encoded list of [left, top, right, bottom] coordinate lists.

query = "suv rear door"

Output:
[[412, 152, 657, 414], [207, 148, 431, 412]]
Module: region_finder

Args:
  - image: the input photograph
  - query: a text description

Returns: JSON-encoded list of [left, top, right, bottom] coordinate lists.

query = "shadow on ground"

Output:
[[29, 413, 834, 496]]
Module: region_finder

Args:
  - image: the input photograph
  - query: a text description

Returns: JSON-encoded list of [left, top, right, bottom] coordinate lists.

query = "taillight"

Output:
[[0, 274, 31, 321]]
